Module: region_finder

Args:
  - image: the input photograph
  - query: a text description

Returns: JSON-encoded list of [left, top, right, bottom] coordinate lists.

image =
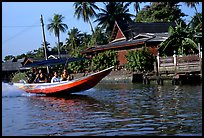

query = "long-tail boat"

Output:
[[13, 58, 113, 96]]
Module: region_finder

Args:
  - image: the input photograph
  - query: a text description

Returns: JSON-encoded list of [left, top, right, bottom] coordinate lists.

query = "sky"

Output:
[[2, 2, 202, 61]]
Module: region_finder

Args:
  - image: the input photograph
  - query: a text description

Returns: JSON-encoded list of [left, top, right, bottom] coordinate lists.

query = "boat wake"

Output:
[[2, 82, 37, 97]]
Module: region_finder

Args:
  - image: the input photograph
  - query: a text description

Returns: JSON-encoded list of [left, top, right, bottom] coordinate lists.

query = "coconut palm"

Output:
[[73, 2, 100, 34], [94, 2, 134, 36], [127, 2, 142, 16], [184, 2, 202, 23], [65, 27, 83, 55], [81, 32, 91, 48], [47, 14, 68, 58], [188, 13, 202, 32]]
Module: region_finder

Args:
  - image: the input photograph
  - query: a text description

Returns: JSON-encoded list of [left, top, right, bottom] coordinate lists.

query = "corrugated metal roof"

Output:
[[110, 20, 175, 41], [82, 33, 168, 53], [2, 62, 23, 71]]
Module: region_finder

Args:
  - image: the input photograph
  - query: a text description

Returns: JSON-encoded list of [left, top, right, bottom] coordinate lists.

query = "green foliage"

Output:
[[159, 21, 198, 56], [73, 2, 100, 33], [88, 26, 108, 47], [47, 14, 68, 58], [16, 54, 27, 60], [188, 12, 202, 32], [4, 55, 15, 61], [11, 72, 28, 83], [67, 52, 90, 73], [136, 2, 186, 22], [91, 50, 119, 71], [64, 27, 93, 55], [94, 2, 134, 36], [125, 47, 155, 72]]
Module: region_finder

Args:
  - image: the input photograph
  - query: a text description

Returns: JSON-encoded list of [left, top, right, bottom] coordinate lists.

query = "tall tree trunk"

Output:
[[88, 17, 94, 34], [194, 6, 202, 23], [57, 33, 61, 58]]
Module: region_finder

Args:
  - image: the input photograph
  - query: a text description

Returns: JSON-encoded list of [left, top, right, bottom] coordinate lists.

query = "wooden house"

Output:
[[2, 58, 34, 82], [81, 20, 176, 66]]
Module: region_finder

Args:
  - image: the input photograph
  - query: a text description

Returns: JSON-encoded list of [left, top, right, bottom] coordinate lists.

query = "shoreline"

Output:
[[101, 69, 133, 83]]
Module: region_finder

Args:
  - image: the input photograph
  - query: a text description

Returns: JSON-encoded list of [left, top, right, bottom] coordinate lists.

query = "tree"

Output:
[[88, 26, 108, 47], [41, 41, 50, 57], [65, 27, 83, 55], [4, 55, 15, 61], [159, 21, 198, 56], [125, 47, 155, 72], [184, 2, 202, 23], [16, 54, 27, 60], [47, 14, 68, 58], [94, 2, 134, 36], [81, 32, 91, 48], [127, 2, 143, 20], [136, 2, 186, 22], [188, 13, 202, 32], [73, 2, 100, 34]]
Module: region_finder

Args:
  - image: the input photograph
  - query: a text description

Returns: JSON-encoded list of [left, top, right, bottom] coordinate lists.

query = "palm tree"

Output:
[[81, 32, 91, 48], [88, 26, 108, 47], [47, 14, 68, 58], [188, 13, 202, 32], [159, 22, 198, 56], [94, 2, 134, 36], [184, 2, 202, 23], [127, 2, 142, 17], [73, 2, 100, 34], [65, 27, 82, 55]]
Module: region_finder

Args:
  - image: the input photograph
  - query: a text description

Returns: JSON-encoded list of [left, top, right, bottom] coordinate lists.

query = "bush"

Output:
[[91, 50, 119, 71], [11, 72, 28, 83], [125, 47, 156, 72], [67, 52, 91, 73]]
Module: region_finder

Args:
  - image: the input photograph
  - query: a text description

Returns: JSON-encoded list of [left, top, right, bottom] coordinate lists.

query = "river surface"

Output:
[[2, 82, 202, 136]]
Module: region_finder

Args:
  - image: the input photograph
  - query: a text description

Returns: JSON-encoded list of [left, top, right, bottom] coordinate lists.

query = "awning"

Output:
[[22, 57, 87, 68]]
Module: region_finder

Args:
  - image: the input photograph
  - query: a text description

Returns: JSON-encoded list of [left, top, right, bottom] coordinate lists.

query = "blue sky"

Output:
[[2, 2, 202, 60]]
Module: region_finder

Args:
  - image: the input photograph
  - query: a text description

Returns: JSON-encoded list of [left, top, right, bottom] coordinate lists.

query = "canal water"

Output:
[[2, 82, 202, 136]]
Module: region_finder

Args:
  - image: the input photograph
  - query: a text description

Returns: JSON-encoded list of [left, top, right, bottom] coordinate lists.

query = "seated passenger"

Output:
[[47, 73, 53, 83], [60, 69, 70, 81], [29, 67, 38, 83], [34, 69, 48, 83], [51, 71, 60, 83]]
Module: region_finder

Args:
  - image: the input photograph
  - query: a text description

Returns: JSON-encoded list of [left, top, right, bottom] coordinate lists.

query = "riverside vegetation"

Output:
[[11, 48, 155, 83], [5, 2, 201, 82]]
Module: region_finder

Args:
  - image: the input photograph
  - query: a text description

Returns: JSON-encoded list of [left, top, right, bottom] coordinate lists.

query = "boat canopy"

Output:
[[22, 57, 87, 68]]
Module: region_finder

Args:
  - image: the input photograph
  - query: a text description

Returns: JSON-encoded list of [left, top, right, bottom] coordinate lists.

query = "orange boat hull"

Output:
[[14, 66, 113, 96]]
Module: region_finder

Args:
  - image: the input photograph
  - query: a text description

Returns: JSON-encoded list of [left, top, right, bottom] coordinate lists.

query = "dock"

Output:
[[133, 54, 202, 85]]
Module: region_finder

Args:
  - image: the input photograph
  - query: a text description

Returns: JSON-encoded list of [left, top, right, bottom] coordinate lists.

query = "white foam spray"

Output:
[[2, 82, 36, 97]]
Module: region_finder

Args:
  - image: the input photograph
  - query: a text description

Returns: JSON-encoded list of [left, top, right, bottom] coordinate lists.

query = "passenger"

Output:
[[34, 69, 47, 83], [51, 71, 61, 83], [29, 67, 38, 83], [47, 73, 53, 83], [60, 69, 70, 81]]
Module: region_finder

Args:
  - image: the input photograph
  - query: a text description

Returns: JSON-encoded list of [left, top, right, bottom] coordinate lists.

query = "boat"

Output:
[[13, 65, 113, 96]]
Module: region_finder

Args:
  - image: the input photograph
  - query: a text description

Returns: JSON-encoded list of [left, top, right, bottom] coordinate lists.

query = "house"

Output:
[[81, 20, 176, 66], [2, 58, 34, 82]]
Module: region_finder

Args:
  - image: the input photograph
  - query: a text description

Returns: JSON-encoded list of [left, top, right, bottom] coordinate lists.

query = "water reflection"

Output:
[[2, 82, 202, 136]]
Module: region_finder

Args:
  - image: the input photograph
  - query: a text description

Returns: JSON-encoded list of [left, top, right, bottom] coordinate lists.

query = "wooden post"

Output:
[[40, 14, 49, 74], [200, 47, 202, 78], [173, 50, 177, 74], [156, 52, 160, 76]]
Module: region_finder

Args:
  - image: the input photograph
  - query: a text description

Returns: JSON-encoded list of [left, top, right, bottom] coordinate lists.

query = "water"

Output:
[[2, 82, 202, 136]]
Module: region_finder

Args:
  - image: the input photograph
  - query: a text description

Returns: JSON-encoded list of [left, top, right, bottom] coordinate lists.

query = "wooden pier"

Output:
[[133, 53, 202, 85]]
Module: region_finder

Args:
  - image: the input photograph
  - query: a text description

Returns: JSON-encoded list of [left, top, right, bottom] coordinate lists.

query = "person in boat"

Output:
[[28, 67, 38, 83], [51, 71, 61, 83], [34, 69, 48, 83], [47, 73, 53, 83], [60, 69, 73, 81]]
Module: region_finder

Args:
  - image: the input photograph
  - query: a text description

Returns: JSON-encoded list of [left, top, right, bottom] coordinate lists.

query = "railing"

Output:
[[155, 53, 202, 75]]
